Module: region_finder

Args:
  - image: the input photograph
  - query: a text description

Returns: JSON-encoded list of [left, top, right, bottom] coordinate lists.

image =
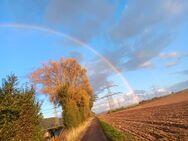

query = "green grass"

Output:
[[99, 120, 137, 141]]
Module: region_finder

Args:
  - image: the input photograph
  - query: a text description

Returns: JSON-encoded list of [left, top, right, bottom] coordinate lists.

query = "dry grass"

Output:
[[52, 118, 93, 141]]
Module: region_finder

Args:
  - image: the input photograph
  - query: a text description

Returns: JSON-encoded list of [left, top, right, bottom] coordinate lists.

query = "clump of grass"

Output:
[[54, 118, 93, 141], [99, 120, 137, 141]]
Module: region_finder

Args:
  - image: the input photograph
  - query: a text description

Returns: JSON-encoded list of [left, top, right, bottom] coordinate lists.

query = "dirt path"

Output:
[[80, 118, 108, 141]]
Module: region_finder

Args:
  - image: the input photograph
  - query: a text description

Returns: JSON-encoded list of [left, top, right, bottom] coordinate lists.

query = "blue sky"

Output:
[[0, 0, 188, 117]]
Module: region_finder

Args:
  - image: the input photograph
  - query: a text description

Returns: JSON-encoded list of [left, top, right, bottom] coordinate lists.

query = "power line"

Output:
[[96, 83, 122, 113]]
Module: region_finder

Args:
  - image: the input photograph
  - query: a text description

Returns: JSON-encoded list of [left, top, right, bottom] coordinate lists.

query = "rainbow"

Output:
[[0, 23, 139, 103]]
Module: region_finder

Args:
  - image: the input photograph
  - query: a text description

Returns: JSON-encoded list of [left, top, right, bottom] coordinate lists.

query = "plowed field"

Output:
[[101, 90, 188, 141]]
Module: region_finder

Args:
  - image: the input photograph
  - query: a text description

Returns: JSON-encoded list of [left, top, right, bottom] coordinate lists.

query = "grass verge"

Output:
[[99, 119, 137, 141], [52, 118, 93, 141]]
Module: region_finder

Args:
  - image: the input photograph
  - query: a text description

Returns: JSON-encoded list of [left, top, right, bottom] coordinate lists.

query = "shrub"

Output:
[[0, 75, 43, 141]]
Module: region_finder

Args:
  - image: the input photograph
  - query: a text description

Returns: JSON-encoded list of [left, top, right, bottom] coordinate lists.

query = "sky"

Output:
[[0, 0, 188, 117]]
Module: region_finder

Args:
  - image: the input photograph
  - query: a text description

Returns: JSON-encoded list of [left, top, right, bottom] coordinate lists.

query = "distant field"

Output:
[[101, 89, 188, 141], [41, 117, 63, 129]]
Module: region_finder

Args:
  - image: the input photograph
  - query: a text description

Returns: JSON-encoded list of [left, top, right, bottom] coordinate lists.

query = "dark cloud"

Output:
[[4, 0, 186, 94], [74, 0, 188, 93], [46, 0, 118, 41], [124, 32, 171, 70], [102, 0, 188, 72], [87, 59, 114, 94], [111, 0, 188, 40], [105, 31, 172, 71], [1, 0, 188, 113]]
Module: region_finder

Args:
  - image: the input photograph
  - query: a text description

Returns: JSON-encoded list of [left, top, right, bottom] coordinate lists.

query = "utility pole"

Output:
[[117, 99, 121, 108], [106, 86, 114, 112], [54, 105, 59, 127], [96, 83, 121, 113]]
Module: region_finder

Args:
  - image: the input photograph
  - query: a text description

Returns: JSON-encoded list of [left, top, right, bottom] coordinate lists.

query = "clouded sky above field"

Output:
[[0, 0, 188, 116]]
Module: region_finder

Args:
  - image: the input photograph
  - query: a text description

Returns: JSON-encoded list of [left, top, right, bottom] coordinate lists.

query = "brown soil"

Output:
[[80, 118, 108, 141], [101, 89, 188, 141]]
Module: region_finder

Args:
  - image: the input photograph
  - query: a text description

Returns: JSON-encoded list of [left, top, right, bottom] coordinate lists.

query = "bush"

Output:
[[0, 75, 43, 141], [58, 87, 92, 129], [63, 100, 82, 128]]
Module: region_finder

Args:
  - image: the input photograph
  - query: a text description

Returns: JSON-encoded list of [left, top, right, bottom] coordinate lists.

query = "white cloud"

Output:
[[156, 88, 169, 94], [139, 61, 154, 69], [159, 52, 179, 59], [92, 100, 110, 113], [159, 52, 188, 59], [46, 0, 118, 41], [165, 61, 180, 68], [159, 52, 188, 68]]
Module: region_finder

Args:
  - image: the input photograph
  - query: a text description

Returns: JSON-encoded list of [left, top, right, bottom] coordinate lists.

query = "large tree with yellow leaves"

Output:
[[30, 58, 94, 128]]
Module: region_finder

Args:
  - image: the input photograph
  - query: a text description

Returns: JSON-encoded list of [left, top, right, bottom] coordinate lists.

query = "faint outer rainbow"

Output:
[[0, 23, 139, 103]]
